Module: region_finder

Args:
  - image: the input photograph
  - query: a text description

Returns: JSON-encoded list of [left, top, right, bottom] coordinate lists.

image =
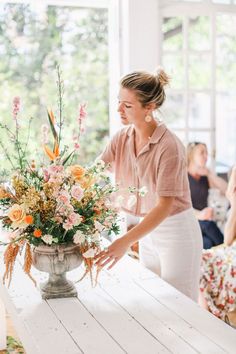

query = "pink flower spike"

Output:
[[41, 124, 49, 133], [74, 143, 80, 150], [78, 103, 87, 121], [12, 96, 20, 120]]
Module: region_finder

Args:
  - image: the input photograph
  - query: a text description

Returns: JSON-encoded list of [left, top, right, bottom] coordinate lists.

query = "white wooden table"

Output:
[[0, 249, 236, 354]]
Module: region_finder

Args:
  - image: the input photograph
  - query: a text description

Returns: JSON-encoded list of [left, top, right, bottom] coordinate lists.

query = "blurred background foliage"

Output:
[[0, 3, 109, 176]]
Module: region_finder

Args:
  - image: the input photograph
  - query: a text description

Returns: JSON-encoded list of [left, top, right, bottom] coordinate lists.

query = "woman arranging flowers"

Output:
[[96, 69, 203, 301]]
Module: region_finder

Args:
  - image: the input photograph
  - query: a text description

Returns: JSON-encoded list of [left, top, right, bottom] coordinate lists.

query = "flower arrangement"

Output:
[[0, 67, 123, 287]]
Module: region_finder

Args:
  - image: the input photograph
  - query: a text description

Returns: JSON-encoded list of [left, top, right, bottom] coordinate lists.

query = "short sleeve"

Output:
[[156, 155, 186, 197], [99, 131, 120, 171]]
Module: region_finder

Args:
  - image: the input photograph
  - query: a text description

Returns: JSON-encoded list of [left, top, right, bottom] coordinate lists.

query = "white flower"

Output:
[[73, 230, 86, 244], [94, 159, 105, 168], [114, 195, 124, 208], [94, 221, 104, 232], [127, 195, 137, 208], [139, 186, 148, 197], [103, 215, 114, 228], [83, 248, 97, 258], [42, 234, 53, 245], [91, 231, 100, 242]]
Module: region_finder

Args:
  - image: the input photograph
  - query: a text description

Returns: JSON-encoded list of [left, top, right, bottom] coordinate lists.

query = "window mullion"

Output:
[[183, 16, 189, 144], [210, 12, 216, 169]]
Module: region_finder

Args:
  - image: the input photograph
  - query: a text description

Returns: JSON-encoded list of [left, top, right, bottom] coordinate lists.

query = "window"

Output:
[[0, 0, 110, 168], [160, 0, 236, 170]]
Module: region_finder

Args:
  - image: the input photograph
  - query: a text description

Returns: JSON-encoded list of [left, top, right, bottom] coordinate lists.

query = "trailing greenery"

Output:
[[6, 335, 25, 354]]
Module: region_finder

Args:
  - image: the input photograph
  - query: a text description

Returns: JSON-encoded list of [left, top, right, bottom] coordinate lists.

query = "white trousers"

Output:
[[138, 208, 203, 302]]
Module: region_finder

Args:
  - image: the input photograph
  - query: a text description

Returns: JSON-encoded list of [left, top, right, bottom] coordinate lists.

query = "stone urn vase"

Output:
[[32, 243, 83, 300]]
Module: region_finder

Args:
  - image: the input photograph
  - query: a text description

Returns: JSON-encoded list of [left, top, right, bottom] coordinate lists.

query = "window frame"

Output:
[[160, 0, 236, 169]]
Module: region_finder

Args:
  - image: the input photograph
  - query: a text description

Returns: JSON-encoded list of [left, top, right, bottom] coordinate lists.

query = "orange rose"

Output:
[[33, 229, 42, 238], [8, 204, 26, 228], [68, 165, 85, 181], [0, 186, 10, 199]]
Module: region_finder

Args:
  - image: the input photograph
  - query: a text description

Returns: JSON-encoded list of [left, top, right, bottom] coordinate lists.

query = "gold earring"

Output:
[[145, 115, 152, 123]]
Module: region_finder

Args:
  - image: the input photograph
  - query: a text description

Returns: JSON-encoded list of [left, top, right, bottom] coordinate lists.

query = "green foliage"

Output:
[[6, 335, 25, 354], [0, 3, 109, 170]]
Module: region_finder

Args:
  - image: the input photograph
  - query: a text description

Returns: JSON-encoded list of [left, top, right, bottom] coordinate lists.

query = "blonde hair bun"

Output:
[[155, 67, 170, 87]]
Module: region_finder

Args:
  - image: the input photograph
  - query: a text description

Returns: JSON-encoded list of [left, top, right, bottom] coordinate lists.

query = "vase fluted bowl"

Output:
[[32, 243, 82, 300]]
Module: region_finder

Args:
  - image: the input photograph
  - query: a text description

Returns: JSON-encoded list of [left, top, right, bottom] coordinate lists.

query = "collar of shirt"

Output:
[[127, 123, 167, 156]]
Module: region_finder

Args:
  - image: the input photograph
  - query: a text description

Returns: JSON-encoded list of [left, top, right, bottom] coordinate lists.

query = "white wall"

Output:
[[109, 0, 161, 135], [120, 0, 161, 74]]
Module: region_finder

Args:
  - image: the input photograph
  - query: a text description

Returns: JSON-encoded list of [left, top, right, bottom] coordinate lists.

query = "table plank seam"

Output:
[[97, 284, 174, 354], [133, 279, 229, 353], [46, 299, 85, 354], [63, 296, 127, 354]]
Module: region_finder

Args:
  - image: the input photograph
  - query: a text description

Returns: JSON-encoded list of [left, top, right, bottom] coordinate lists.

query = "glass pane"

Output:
[[189, 93, 211, 128], [173, 129, 186, 145], [162, 17, 183, 51], [169, 130, 186, 146], [216, 14, 236, 91], [0, 3, 109, 166], [216, 93, 236, 167], [163, 91, 185, 128], [162, 54, 184, 89], [188, 131, 211, 148], [173, 130, 185, 144], [188, 16, 210, 51], [189, 54, 211, 89]]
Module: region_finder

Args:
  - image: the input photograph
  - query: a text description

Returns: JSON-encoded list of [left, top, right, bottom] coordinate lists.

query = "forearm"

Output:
[[122, 197, 174, 246], [208, 171, 227, 195], [224, 204, 236, 246]]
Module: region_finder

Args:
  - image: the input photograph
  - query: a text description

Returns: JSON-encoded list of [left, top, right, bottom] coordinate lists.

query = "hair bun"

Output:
[[155, 67, 170, 87]]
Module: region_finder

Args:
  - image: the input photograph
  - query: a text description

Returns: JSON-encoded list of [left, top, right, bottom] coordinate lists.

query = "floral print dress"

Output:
[[200, 241, 236, 319]]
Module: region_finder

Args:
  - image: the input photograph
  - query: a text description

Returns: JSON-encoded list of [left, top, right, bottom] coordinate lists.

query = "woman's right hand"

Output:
[[95, 237, 131, 270], [198, 207, 214, 221]]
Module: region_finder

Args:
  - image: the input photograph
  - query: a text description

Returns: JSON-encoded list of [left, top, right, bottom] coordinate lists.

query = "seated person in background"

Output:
[[199, 165, 236, 325], [187, 142, 227, 249]]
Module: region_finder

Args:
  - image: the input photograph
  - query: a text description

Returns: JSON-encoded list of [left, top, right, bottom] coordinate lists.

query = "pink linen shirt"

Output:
[[100, 123, 192, 217]]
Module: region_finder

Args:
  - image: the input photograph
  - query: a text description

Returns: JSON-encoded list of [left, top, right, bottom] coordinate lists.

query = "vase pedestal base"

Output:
[[40, 273, 77, 300], [32, 243, 82, 299]]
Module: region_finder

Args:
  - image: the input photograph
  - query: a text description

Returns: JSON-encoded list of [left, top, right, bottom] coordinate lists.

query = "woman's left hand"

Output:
[[95, 237, 130, 270]]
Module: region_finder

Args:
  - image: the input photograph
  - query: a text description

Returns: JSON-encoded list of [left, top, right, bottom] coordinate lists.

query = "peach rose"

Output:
[[80, 176, 95, 189], [68, 165, 85, 181], [0, 186, 10, 199], [8, 204, 27, 229]]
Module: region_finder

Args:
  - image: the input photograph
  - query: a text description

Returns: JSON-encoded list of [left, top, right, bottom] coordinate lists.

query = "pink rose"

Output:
[[71, 185, 84, 201], [58, 191, 70, 204]]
